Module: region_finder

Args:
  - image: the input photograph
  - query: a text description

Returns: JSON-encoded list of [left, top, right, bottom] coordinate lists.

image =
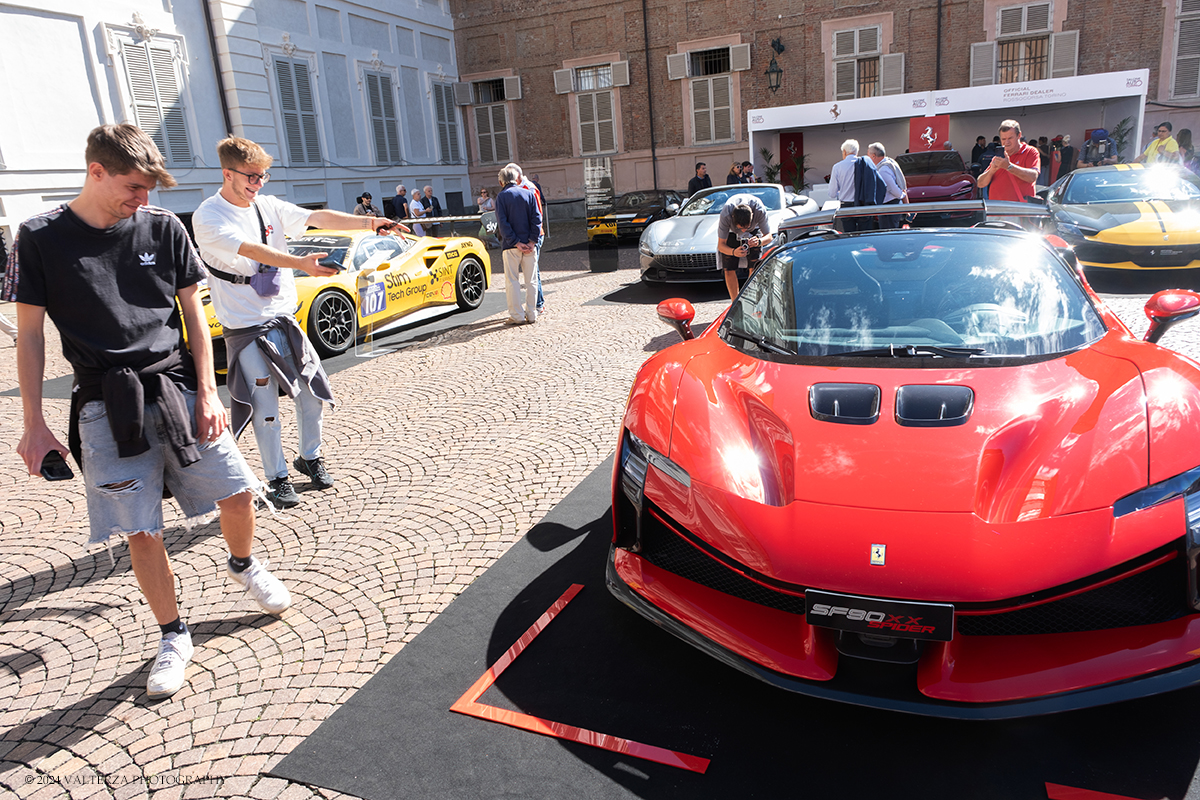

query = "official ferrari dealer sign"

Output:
[[805, 590, 954, 641]]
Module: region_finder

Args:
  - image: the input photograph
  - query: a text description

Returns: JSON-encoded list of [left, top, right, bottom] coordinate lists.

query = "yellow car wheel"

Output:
[[307, 289, 357, 357]]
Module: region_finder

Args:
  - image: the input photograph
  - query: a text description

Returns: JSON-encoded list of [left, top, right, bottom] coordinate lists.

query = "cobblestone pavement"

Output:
[[0, 227, 731, 799], [1, 226, 1198, 799]]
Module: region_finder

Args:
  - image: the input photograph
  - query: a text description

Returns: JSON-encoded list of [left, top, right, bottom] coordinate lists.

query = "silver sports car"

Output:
[[638, 183, 820, 283]]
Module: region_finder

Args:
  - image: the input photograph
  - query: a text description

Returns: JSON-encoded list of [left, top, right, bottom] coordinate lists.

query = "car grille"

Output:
[[650, 253, 719, 272], [639, 507, 807, 614], [641, 506, 1193, 636], [956, 555, 1190, 636], [1075, 242, 1200, 268]]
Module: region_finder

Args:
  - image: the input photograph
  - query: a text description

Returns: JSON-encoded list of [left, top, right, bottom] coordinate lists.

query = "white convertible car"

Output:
[[637, 183, 820, 283]]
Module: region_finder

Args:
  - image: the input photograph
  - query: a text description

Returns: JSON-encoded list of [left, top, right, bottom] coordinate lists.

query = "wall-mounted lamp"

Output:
[[765, 38, 785, 93]]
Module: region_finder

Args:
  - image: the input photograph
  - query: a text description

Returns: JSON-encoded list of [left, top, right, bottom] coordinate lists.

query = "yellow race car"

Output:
[[197, 228, 490, 366], [1047, 163, 1200, 271]]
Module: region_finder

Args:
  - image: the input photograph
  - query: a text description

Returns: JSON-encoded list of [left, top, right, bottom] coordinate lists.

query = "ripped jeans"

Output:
[[79, 389, 259, 544], [235, 327, 325, 480]]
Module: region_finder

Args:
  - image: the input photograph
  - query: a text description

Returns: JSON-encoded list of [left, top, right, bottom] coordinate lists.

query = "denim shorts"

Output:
[[79, 390, 260, 544]]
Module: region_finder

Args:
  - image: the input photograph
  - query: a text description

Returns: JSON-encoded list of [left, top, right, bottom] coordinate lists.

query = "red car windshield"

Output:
[[723, 231, 1106, 359]]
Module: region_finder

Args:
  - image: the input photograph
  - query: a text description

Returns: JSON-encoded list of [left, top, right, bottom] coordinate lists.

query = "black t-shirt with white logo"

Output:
[[2, 204, 204, 374]]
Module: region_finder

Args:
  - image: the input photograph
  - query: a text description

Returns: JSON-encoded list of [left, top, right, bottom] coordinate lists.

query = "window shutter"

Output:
[[970, 41, 996, 86], [730, 44, 751, 71], [611, 61, 630, 86], [1185, 0, 1200, 13], [379, 75, 401, 164], [474, 106, 494, 164], [453, 81, 472, 105], [712, 76, 731, 142], [366, 72, 400, 165], [150, 46, 191, 164], [597, 91, 615, 152], [691, 78, 712, 143], [666, 53, 688, 80], [834, 60, 856, 100], [834, 30, 857, 58], [1177, 16, 1200, 96], [434, 84, 460, 164], [503, 75, 522, 100], [1050, 30, 1078, 78], [554, 68, 574, 94], [275, 60, 321, 165], [121, 42, 191, 165], [880, 53, 904, 95], [998, 7, 1024, 36], [491, 105, 510, 163], [1025, 3, 1052, 32], [579, 92, 597, 153], [857, 27, 879, 55]]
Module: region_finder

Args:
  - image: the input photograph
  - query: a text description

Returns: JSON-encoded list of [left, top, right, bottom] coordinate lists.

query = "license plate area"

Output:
[[805, 590, 954, 642]]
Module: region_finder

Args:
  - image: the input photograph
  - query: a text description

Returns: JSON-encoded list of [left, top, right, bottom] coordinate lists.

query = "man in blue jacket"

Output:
[[495, 163, 543, 324]]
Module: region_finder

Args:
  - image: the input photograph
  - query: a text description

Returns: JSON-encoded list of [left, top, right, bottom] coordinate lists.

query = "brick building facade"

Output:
[[448, 0, 1198, 204]]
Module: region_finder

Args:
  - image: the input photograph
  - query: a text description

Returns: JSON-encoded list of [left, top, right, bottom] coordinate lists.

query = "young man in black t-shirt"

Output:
[[4, 124, 290, 700]]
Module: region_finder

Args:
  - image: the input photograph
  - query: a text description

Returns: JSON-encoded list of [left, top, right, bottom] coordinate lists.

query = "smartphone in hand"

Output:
[[40, 450, 75, 481]]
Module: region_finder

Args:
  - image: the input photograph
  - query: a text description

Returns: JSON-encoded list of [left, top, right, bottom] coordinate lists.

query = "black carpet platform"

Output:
[[270, 457, 1200, 800]]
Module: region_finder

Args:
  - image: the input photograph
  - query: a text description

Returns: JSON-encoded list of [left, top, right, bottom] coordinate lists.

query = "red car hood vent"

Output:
[[667, 347, 1149, 521]]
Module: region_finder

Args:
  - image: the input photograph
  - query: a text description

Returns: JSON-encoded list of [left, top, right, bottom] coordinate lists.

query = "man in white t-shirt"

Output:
[[408, 191, 428, 237], [193, 137, 401, 508]]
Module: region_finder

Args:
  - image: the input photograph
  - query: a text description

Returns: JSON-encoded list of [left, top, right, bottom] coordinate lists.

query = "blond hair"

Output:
[[216, 136, 273, 170], [85, 124, 177, 188]]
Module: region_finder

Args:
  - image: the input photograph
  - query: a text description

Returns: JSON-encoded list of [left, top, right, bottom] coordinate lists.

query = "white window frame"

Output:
[[972, 2, 1075, 86], [360, 64, 403, 166], [1173, 0, 1200, 98], [268, 51, 323, 166], [101, 23, 195, 167], [666, 42, 747, 147], [455, 74, 521, 166], [554, 57, 630, 157]]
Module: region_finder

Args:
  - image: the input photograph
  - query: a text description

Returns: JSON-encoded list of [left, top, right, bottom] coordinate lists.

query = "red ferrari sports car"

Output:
[[609, 224, 1200, 718]]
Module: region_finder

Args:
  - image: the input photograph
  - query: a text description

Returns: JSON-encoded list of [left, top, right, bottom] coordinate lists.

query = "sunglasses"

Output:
[[231, 168, 270, 184]]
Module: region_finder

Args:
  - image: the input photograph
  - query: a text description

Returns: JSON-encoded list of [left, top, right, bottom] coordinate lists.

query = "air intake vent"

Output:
[[809, 383, 880, 425], [895, 385, 973, 427]]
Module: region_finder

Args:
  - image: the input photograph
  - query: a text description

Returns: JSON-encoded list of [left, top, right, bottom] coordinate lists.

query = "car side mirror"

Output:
[[666, 203, 680, 215], [657, 298, 696, 341], [790, 196, 811, 206], [1144, 290, 1200, 344]]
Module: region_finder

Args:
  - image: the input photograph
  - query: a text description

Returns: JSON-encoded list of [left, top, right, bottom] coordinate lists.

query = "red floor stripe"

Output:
[[450, 583, 711, 774], [1045, 782, 1150, 800]]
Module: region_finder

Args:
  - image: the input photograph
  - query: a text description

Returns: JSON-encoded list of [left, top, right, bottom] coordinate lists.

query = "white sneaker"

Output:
[[227, 556, 292, 614], [147, 629, 193, 699]]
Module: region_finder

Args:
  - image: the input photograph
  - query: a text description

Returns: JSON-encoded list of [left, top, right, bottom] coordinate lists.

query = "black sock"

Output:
[[160, 618, 187, 637], [228, 554, 252, 573]]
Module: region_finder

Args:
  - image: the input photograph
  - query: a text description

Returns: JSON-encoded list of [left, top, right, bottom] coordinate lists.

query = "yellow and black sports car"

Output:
[[1047, 163, 1200, 271], [586, 190, 685, 241], [198, 228, 490, 365]]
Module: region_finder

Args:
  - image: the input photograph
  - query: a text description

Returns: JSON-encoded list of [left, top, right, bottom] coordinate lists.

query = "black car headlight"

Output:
[[1056, 220, 1100, 239], [615, 429, 690, 551], [1115, 464, 1200, 611]]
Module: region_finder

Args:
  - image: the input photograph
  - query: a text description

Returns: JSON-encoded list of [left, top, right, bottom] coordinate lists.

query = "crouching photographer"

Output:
[[717, 195, 774, 302]]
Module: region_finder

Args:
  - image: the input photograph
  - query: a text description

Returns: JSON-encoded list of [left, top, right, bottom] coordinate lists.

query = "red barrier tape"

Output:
[[1046, 782, 1149, 800], [450, 583, 711, 773]]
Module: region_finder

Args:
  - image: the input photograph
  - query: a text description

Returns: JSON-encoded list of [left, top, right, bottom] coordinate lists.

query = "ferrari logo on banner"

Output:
[[910, 115, 950, 152]]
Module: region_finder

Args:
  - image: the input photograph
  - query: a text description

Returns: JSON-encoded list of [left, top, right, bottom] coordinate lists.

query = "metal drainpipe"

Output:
[[201, 0, 236, 136], [936, 0, 944, 91], [642, 0, 659, 191]]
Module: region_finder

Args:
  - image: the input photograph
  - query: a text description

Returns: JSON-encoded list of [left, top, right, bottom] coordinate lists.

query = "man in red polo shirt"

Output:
[[977, 119, 1041, 202]]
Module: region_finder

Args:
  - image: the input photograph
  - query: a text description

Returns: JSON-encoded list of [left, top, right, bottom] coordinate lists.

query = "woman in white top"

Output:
[[477, 187, 495, 212]]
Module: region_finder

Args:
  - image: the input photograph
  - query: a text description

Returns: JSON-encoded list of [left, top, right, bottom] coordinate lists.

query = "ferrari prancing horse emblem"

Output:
[[870, 544, 886, 566]]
